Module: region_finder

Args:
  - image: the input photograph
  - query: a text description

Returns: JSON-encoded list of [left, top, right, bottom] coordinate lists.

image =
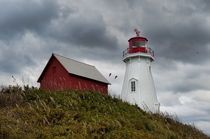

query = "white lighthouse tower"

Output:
[[121, 29, 160, 113]]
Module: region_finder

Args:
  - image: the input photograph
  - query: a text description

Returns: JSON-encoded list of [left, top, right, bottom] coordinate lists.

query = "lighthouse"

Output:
[[121, 29, 160, 113]]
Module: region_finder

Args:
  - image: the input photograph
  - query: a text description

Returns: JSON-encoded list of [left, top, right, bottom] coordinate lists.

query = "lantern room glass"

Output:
[[132, 41, 146, 48]]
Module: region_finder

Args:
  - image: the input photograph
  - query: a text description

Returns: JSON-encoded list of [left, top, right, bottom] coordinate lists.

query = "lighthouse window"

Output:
[[139, 41, 145, 47], [131, 81, 136, 92], [132, 41, 145, 47], [132, 41, 139, 47]]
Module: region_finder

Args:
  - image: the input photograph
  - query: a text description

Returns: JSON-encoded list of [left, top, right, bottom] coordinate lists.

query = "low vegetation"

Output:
[[0, 86, 209, 138]]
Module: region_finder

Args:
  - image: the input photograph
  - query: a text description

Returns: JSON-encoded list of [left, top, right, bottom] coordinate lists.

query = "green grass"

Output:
[[0, 86, 209, 138]]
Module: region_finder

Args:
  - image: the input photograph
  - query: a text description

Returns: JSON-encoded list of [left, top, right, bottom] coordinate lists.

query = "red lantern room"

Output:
[[123, 29, 154, 59]]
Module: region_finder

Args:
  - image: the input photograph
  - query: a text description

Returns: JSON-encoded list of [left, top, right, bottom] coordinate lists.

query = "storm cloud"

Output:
[[101, 0, 210, 63], [47, 15, 119, 50], [0, 0, 59, 40]]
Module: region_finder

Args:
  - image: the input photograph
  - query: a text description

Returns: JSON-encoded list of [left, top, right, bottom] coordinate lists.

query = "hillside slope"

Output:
[[0, 86, 209, 138]]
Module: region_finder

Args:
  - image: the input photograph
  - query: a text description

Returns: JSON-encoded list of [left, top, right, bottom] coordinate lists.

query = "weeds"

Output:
[[0, 85, 209, 138]]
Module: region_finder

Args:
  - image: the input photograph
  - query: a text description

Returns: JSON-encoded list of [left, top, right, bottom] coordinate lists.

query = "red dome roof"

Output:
[[128, 36, 148, 42]]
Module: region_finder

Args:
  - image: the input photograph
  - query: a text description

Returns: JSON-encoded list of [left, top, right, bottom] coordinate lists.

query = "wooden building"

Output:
[[37, 54, 109, 94]]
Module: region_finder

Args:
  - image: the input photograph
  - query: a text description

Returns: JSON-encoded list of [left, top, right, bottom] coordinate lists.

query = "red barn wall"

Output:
[[39, 56, 108, 94]]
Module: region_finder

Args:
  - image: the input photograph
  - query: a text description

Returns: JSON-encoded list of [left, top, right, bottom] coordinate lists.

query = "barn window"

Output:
[[131, 81, 136, 92]]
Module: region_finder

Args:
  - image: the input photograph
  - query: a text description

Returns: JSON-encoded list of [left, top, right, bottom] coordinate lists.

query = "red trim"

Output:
[[129, 47, 147, 53], [128, 37, 148, 42]]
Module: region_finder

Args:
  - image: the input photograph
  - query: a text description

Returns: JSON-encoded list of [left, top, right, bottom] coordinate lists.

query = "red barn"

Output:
[[37, 53, 110, 94]]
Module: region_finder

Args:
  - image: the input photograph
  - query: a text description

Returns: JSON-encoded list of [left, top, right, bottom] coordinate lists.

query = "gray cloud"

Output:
[[101, 0, 210, 64], [140, 0, 210, 64], [0, 0, 60, 74], [0, 55, 34, 74], [0, 0, 59, 40], [46, 15, 119, 51], [146, 19, 210, 64], [154, 61, 210, 94], [0, 41, 35, 74]]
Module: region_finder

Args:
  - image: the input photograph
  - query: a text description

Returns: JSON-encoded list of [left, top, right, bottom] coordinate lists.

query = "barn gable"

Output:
[[38, 53, 110, 84]]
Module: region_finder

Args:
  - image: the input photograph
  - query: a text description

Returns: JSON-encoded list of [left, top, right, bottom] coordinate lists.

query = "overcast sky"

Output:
[[0, 0, 210, 135]]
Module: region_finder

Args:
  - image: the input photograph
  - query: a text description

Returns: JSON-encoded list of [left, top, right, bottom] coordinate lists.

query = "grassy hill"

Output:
[[0, 86, 209, 138]]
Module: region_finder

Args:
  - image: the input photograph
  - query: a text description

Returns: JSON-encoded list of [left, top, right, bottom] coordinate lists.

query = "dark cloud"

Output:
[[47, 15, 119, 51], [137, 0, 210, 64], [146, 18, 210, 64], [0, 0, 209, 78], [0, 0, 59, 40], [102, 0, 210, 64], [0, 0, 60, 74], [0, 47, 35, 74], [170, 78, 210, 93], [154, 61, 210, 93]]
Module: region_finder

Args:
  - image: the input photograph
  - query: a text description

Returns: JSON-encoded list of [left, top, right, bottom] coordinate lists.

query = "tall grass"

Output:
[[0, 86, 209, 138]]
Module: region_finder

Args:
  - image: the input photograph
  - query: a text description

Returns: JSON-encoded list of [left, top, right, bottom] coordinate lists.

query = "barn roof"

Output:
[[38, 53, 110, 84]]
